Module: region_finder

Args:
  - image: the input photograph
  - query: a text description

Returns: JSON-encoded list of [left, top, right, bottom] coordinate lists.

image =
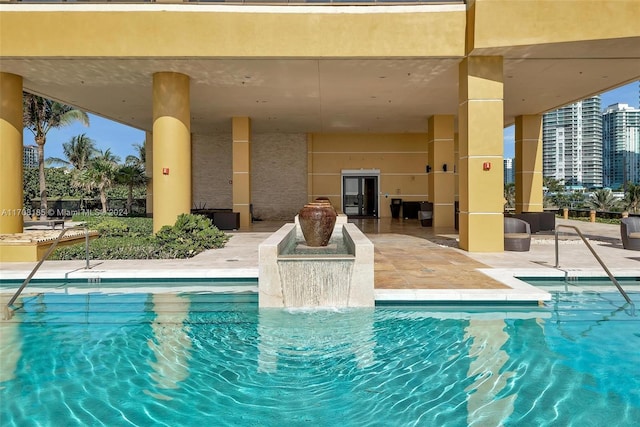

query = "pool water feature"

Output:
[[259, 218, 374, 308], [1, 281, 638, 426]]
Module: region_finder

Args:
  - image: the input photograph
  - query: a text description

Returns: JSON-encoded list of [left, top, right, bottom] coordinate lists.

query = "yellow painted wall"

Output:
[[309, 133, 428, 217], [470, 0, 640, 50], [0, 7, 466, 58]]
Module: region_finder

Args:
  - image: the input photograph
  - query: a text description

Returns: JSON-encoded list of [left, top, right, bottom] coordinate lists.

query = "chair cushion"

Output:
[[505, 233, 530, 239], [629, 232, 640, 239]]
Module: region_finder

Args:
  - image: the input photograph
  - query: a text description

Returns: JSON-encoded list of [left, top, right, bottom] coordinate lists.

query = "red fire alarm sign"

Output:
[[162, 168, 170, 175], [483, 162, 491, 171]]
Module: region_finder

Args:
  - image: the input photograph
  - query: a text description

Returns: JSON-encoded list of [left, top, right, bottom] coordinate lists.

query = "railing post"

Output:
[[554, 224, 633, 306], [85, 225, 90, 269]]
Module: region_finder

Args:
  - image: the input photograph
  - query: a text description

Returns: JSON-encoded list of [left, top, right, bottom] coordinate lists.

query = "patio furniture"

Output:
[[504, 217, 531, 252], [23, 219, 65, 229], [620, 217, 640, 250], [418, 202, 433, 227], [511, 211, 556, 233]]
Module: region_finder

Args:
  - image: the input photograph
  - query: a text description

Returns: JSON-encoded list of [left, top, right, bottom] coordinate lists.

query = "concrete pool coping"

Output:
[[0, 218, 637, 304]]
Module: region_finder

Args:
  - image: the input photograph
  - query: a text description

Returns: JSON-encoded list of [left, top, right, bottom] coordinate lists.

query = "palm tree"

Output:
[[543, 176, 565, 193], [586, 188, 620, 212], [117, 164, 147, 214], [23, 94, 89, 219], [125, 142, 146, 170], [46, 133, 97, 171], [47, 133, 98, 210], [623, 182, 640, 213], [84, 149, 121, 213], [504, 183, 515, 210]]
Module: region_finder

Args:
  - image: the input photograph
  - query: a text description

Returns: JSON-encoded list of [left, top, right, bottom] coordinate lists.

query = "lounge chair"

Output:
[[504, 217, 531, 252], [23, 218, 65, 229], [620, 217, 640, 251]]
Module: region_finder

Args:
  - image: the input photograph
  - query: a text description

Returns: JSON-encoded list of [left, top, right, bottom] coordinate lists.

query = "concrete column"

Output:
[[145, 131, 153, 218], [427, 115, 455, 228], [454, 131, 460, 229], [458, 57, 504, 252], [307, 133, 314, 203], [514, 115, 543, 214], [232, 117, 251, 229], [152, 72, 191, 233], [0, 72, 24, 234]]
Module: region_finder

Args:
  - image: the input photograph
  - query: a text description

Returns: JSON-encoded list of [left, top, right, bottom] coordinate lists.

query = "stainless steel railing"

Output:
[[555, 224, 633, 305], [4, 225, 92, 319]]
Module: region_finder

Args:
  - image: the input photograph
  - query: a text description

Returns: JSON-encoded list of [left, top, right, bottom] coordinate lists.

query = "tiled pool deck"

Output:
[[1, 218, 637, 303]]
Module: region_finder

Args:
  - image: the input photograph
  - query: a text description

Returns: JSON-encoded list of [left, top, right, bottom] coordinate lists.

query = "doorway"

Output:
[[342, 172, 379, 218]]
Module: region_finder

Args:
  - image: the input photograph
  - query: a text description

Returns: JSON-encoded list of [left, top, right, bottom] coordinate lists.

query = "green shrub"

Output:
[[154, 214, 230, 258], [54, 213, 229, 260], [94, 218, 129, 237], [52, 236, 160, 260], [73, 214, 152, 237]]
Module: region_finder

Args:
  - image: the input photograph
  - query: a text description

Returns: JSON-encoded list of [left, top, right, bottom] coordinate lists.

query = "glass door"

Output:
[[343, 176, 378, 218]]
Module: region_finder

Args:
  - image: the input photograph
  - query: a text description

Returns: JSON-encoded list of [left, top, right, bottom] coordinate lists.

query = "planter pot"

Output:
[[298, 202, 337, 247]]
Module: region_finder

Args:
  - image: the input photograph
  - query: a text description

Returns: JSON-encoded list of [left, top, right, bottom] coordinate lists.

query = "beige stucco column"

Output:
[[458, 57, 504, 252], [0, 72, 24, 234], [427, 115, 455, 228], [454, 131, 460, 229], [152, 72, 191, 233], [514, 115, 543, 214], [232, 117, 251, 229], [145, 131, 153, 218]]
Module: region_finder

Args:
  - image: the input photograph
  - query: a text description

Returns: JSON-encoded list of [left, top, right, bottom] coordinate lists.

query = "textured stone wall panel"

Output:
[[191, 134, 233, 210], [252, 133, 307, 220]]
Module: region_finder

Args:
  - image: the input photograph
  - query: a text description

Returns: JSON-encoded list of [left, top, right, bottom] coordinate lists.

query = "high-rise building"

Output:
[[503, 158, 514, 185], [23, 145, 38, 168], [542, 96, 602, 188], [602, 103, 640, 189]]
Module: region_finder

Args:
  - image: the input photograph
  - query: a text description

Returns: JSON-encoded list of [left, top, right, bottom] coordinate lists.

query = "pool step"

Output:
[[6, 292, 258, 324]]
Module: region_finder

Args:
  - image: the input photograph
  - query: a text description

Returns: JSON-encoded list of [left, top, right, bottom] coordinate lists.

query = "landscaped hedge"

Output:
[[52, 213, 229, 260]]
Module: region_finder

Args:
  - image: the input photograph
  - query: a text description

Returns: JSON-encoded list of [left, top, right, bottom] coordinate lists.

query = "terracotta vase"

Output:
[[298, 201, 337, 247]]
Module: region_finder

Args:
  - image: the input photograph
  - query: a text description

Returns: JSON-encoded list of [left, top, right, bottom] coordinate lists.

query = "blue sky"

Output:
[[26, 81, 639, 163], [23, 113, 146, 164]]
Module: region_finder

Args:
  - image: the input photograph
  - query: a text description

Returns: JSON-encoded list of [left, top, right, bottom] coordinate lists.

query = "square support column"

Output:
[[427, 115, 455, 228], [152, 72, 191, 233], [233, 117, 252, 229], [458, 57, 504, 252], [0, 72, 24, 234], [515, 115, 543, 214]]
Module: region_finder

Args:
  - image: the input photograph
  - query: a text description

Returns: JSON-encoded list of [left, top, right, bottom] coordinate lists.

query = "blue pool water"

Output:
[[0, 279, 638, 426]]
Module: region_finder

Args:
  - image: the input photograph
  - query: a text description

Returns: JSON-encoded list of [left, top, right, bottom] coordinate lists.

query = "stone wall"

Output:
[[191, 134, 233, 210], [191, 133, 307, 220], [251, 133, 307, 220]]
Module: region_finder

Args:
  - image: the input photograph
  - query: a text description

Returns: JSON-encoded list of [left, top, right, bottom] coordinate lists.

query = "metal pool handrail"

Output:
[[555, 224, 632, 305], [5, 225, 92, 312]]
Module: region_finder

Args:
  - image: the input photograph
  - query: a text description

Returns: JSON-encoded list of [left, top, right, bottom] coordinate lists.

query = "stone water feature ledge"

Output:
[[258, 220, 374, 308]]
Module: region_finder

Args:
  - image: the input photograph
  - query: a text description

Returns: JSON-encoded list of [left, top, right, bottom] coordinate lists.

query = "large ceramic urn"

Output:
[[298, 200, 337, 247]]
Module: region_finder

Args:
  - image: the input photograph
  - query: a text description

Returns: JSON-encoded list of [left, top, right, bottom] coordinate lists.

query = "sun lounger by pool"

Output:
[[23, 219, 65, 230]]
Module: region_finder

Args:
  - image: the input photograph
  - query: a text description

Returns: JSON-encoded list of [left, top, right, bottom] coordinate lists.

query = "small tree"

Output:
[[623, 182, 640, 213], [586, 188, 620, 212], [47, 133, 98, 209], [117, 164, 147, 214], [504, 183, 515, 210], [84, 149, 120, 213], [543, 176, 565, 193], [23, 94, 89, 218]]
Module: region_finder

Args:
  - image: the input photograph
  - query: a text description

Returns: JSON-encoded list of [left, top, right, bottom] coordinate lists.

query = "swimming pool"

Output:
[[1, 279, 638, 426]]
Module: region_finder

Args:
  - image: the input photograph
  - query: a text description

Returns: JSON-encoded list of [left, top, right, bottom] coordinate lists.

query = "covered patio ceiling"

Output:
[[2, 37, 639, 135]]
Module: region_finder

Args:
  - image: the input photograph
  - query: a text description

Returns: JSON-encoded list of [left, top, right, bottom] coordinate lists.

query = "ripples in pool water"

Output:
[[0, 290, 638, 426]]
